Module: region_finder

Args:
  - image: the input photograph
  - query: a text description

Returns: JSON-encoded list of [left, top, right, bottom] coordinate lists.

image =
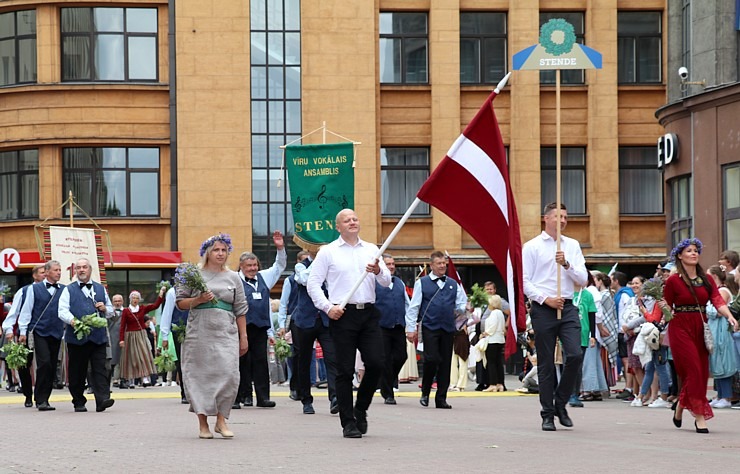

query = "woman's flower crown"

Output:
[[670, 237, 703, 261], [199, 233, 233, 257]]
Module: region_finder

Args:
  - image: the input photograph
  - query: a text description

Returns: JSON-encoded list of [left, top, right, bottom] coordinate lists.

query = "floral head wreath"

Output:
[[199, 233, 233, 257], [670, 237, 703, 262]]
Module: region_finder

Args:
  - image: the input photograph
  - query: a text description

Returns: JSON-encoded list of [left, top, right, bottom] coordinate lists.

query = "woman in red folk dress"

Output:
[[664, 238, 738, 433]]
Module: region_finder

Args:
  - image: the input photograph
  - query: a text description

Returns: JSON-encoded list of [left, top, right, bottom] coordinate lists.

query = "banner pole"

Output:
[[556, 69, 562, 319], [69, 191, 74, 228], [322, 121, 326, 144], [339, 198, 422, 308]]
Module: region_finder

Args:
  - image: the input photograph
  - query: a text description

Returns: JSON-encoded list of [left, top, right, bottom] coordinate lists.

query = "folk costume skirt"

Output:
[[121, 330, 156, 379]]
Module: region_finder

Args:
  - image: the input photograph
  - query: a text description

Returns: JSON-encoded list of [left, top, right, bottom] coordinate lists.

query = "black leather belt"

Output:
[[534, 298, 573, 306], [345, 303, 373, 310]]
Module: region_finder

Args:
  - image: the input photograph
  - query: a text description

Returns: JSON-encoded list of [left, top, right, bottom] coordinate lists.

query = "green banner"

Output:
[[285, 142, 354, 248]]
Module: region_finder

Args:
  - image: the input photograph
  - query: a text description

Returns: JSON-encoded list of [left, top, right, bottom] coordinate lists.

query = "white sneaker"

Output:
[[630, 398, 644, 407], [713, 399, 732, 409], [648, 398, 671, 408], [709, 398, 719, 407]]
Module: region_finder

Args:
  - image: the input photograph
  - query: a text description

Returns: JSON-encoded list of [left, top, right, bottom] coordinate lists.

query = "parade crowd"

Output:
[[1, 207, 739, 438]]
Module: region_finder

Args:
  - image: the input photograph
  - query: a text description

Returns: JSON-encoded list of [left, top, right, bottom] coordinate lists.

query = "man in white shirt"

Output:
[[307, 209, 391, 439], [523, 203, 588, 431]]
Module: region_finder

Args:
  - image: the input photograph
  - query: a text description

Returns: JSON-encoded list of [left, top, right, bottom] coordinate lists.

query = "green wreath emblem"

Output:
[[539, 19, 576, 56]]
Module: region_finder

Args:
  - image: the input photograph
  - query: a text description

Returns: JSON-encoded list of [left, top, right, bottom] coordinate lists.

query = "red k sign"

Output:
[[0, 248, 20, 273]]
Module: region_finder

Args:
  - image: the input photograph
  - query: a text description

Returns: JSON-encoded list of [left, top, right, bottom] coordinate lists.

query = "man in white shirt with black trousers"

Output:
[[307, 208, 391, 439], [523, 202, 588, 432]]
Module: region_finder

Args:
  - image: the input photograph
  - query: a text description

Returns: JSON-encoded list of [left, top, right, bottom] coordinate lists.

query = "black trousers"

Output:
[[288, 319, 299, 392], [237, 324, 269, 403], [485, 342, 505, 385], [16, 339, 34, 399], [32, 335, 61, 405], [329, 305, 384, 428], [420, 327, 453, 401], [294, 318, 337, 405], [68, 342, 110, 408], [530, 302, 582, 418], [379, 326, 408, 400], [173, 334, 185, 399]]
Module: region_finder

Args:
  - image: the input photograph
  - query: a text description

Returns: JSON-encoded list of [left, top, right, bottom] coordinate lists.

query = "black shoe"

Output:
[[8, 385, 17, 393], [256, 400, 276, 408], [232, 402, 242, 409], [384, 397, 397, 405], [354, 408, 368, 434], [420, 395, 429, 407], [474, 384, 487, 392], [96, 399, 115, 412], [181, 397, 189, 404], [555, 406, 573, 427], [37, 402, 55, 411], [303, 403, 315, 414], [330, 397, 340, 414], [694, 421, 709, 434], [435, 400, 452, 409], [343, 423, 362, 439], [542, 417, 557, 431], [244, 398, 253, 407], [53, 383, 64, 390], [74, 405, 88, 413], [24, 397, 33, 408], [289, 390, 302, 401], [672, 413, 682, 428]]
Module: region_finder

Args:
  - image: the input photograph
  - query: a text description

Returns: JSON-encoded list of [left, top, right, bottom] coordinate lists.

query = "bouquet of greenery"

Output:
[[641, 277, 673, 322], [3, 341, 32, 370], [171, 323, 186, 344], [156, 280, 172, 294], [274, 338, 291, 362], [154, 351, 176, 373], [0, 282, 12, 298], [468, 283, 490, 310], [174, 263, 218, 304], [73, 314, 109, 340]]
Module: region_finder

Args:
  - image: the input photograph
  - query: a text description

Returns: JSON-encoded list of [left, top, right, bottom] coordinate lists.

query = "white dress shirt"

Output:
[[277, 278, 292, 330], [523, 231, 588, 305], [18, 279, 61, 335], [159, 287, 177, 339], [306, 236, 391, 314], [2, 287, 26, 335], [238, 248, 287, 292], [58, 281, 114, 325], [405, 275, 468, 332]]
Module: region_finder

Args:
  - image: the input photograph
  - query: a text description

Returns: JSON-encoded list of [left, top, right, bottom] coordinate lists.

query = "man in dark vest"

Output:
[[58, 258, 115, 412], [406, 251, 469, 409], [161, 285, 189, 403], [294, 250, 339, 415], [3, 264, 46, 408], [375, 253, 410, 405], [235, 230, 286, 408], [18, 260, 66, 411], [277, 250, 309, 401]]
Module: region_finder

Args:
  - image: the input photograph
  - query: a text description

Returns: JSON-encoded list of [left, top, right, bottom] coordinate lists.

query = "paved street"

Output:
[[1, 375, 739, 473]]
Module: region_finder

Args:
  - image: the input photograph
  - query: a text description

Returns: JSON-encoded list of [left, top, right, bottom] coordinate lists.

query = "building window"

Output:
[[619, 147, 664, 214], [0, 10, 37, 86], [0, 149, 39, 220], [61, 7, 158, 82], [460, 12, 506, 84], [540, 147, 586, 215], [107, 269, 165, 304], [63, 147, 160, 217], [723, 164, 740, 251], [380, 12, 428, 84], [669, 175, 693, 246], [617, 11, 662, 84], [381, 148, 430, 216], [539, 12, 584, 85], [251, 0, 301, 264]]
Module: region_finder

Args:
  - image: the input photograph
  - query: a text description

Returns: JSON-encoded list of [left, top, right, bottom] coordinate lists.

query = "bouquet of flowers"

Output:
[[73, 314, 109, 340], [174, 263, 217, 304], [274, 338, 291, 362], [171, 323, 186, 344], [468, 283, 489, 310], [641, 277, 673, 322], [0, 282, 12, 298], [156, 280, 172, 294], [154, 351, 176, 373], [2, 341, 32, 370]]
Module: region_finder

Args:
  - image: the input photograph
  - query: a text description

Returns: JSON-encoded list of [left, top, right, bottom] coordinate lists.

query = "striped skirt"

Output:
[[121, 330, 156, 379]]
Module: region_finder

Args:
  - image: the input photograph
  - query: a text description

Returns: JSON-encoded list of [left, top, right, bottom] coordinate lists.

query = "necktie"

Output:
[[46, 282, 59, 289], [80, 282, 92, 289], [247, 278, 257, 285]]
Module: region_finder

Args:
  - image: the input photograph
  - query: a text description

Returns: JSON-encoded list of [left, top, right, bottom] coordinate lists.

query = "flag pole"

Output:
[[556, 69, 562, 319], [339, 198, 422, 308]]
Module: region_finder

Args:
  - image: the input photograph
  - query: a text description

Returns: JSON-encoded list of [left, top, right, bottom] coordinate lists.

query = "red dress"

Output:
[[664, 274, 726, 420]]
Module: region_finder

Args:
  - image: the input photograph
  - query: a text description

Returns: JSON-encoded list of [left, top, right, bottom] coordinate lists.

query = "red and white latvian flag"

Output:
[[417, 73, 525, 358]]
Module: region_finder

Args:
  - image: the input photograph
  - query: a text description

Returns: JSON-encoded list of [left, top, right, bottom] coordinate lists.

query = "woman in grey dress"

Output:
[[176, 234, 248, 439]]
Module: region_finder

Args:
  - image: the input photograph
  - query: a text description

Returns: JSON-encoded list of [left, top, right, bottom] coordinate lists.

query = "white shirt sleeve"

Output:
[[278, 281, 291, 329], [2, 288, 25, 335], [307, 250, 332, 314], [159, 287, 176, 338], [405, 279, 423, 332], [18, 284, 37, 336], [259, 248, 287, 290], [57, 287, 74, 325]]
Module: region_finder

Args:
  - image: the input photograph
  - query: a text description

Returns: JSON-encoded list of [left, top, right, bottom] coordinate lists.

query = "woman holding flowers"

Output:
[[119, 287, 165, 387], [176, 233, 248, 439], [664, 238, 738, 433]]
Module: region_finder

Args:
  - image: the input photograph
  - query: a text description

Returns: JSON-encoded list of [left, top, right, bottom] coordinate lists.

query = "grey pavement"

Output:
[[1, 375, 739, 473]]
